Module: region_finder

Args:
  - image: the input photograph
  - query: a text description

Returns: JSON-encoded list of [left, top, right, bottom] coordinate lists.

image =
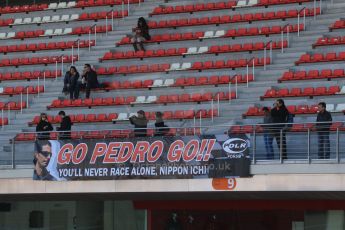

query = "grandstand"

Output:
[[0, 0, 345, 229]]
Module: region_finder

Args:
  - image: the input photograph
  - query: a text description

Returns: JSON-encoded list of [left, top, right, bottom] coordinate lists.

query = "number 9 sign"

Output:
[[212, 178, 237, 190]]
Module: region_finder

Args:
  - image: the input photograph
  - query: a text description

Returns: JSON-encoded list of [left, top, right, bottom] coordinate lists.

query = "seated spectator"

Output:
[[56, 111, 72, 140], [154, 111, 169, 136], [129, 110, 148, 137], [131, 17, 151, 52], [81, 64, 99, 99], [63, 66, 80, 100], [36, 113, 53, 140]]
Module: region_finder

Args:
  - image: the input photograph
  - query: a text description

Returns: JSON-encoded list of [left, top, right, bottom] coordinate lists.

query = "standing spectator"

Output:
[[316, 102, 332, 159], [81, 64, 99, 99], [63, 66, 80, 100], [154, 111, 169, 136], [56, 111, 72, 140], [165, 213, 182, 230], [270, 99, 289, 159], [129, 110, 148, 137], [262, 107, 274, 159], [131, 17, 151, 52], [36, 113, 53, 140]]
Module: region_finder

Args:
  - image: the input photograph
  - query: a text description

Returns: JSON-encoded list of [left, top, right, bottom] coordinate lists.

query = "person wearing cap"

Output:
[[33, 140, 56, 180], [36, 113, 53, 140], [56, 111, 72, 140], [129, 110, 148, 137]]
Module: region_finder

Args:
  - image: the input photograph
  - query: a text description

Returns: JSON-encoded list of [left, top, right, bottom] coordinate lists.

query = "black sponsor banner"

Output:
[[32, 134, 251, 181]]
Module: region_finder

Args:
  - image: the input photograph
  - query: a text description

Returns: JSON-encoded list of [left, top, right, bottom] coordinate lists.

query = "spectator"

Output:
[[165, 213, 182, 230], [36, 113, 53, 140], [56, 111, 72, 140], [316, 102, 332, 159], [63, 66, 80, 100], [154, 111, 169, 136], [262, 107, 274, 159], [270, 99, 289, 159], [129, 110, 148, 137], [33, 140, 56, 180], [81, 64, 99, 99], [131, 17, 150, 52]]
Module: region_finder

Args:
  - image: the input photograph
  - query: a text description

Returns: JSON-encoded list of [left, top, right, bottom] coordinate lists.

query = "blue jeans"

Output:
[[318, 131, 330, 159], [264, 133, 274, 159]]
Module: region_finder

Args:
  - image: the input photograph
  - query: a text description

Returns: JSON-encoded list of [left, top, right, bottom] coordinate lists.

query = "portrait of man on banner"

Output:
[[33, 140, 63, 181]]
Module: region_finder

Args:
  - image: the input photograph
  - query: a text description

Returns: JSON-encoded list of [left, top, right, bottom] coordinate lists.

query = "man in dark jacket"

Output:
[[82, 64, 99, 99], [270, 99, 289, 159], [154, 111, 169, 136], [63, 66, 80, 100], [316, 102, 332, 159], [129, 110, 148, 137], [56, 111, 72, 140], [36, 113, 53, 140]]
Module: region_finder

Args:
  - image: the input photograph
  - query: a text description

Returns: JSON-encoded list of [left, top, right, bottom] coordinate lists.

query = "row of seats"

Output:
[[48, 92, 235, 109], [313, 36, 345, 48], [116, 24, 304, 46], [168, 57, 269, 71], [8, 10, 128, 27], [0, 19, 14, 27], [0, 4, 48, 15], [229, 122, 344, 134], [102, 41, 286, 61], [15, 127, 200, 142], [96, 57, 269, 76], [296, 52, 345, 65], [79, 10, 128, 20], [148, 8, 319, 29], [76, 0, 143, 8], [11, 14, 79, 26], [30, 109, 218, 125], [279, 69, 345, 82], [0, 40, 94, 54], [150, 1, 236, 15], [0, 86, 44, 96], [329, 20, 345, 31], [93, 74, 253, 92], [261, 86, 342, 99], [0, 118, 9, 126], [0, 25, 111, 41], [149, 0, 314, 16], [0, 0, 139, 15], [0, 102, 27, 111], [0, 70, 62, 82], [0, 55, 78, 67], [244, 103, 345, 117]]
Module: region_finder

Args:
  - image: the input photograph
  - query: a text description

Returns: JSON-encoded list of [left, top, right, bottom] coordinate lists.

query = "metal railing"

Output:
[[246, 57, 255, 87], [263, 40, 273, 70], [89, 24, 97, 51], [7, 121, 345, 168]]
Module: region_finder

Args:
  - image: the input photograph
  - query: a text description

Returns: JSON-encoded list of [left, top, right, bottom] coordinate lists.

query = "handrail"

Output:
[[298, 6, 306, 15], [297, 7, 306, 36], [73, 39, 81, 59], [105, 9, 114, 35], [89, 24, 97, 51], [13, 121, 343, 135], [246, 57, 255, 87], [281, 24, 290, 53], [264, 40, 273, 70]]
